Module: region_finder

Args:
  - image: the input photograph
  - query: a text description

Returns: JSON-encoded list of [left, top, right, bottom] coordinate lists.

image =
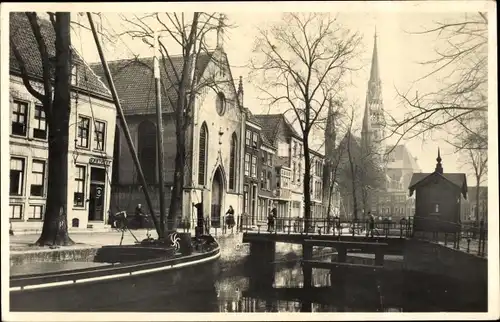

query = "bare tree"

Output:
[[385, 12, 488, 153], [460, 133, 488, 223], [322, 98, 348, 220], [250, 13, 362, 230], [120, 12, 234, 232], [10, 12, 74, 246]]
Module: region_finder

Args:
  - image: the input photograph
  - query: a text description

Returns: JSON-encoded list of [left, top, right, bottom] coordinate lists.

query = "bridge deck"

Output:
[[302, 260, 385, 270], [304, 239, 389, 247]]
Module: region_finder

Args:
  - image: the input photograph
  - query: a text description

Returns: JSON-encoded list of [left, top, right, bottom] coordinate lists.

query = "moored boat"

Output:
[[10, 235, 220, 311]]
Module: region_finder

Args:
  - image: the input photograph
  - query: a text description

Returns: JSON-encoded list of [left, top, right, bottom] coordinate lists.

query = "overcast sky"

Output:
[[60, 3, 492, 186]]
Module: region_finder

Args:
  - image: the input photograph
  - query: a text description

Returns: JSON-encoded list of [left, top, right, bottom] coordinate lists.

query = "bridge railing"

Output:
[[241, 216, 415, 239], [412, 216, 488, 257]]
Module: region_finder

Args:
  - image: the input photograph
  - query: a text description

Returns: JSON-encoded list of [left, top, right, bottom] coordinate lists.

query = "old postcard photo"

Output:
[[1, 1, 498, 321]]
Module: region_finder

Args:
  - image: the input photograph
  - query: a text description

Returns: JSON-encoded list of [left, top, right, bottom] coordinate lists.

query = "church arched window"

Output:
[[137, 120, 157, 184], [229, 132, 237, 190], [198, 122, 208, 185]]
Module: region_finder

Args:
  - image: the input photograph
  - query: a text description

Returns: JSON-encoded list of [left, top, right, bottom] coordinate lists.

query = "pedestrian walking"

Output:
[[225, 205, 235, 231], [134, 203, 145, 229]]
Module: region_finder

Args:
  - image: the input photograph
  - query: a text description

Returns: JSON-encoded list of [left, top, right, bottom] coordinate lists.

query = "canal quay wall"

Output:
[[403, 239, 487, 286]]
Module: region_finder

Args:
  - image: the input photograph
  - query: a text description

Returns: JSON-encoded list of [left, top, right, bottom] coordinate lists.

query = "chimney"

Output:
[[435, 147, 443, 174], [238, 76, 244, 107]]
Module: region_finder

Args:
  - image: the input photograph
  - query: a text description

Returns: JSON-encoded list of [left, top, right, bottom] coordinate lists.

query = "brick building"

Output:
[[409, 149, 467, 233], [92, 34, 246, 227], [9, 13, 116, 232]]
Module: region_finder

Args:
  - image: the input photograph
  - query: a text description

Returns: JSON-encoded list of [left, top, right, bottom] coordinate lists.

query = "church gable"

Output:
[[196, 50, 242, 122]]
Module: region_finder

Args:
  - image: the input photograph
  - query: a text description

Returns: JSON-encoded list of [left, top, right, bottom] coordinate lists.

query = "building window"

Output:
[[251, 155, 257, 178], [11, 100, 28, 136], [293, 142, 297, 157], [77, 116, 91, 148], [243, 185, 249, 213], [10, 157, 25, 196], [10, 204, 23, 220], [29, 205, 43, 220], [298, 163, 302, 183], [216, 92, 226, 116], [229, 133, 237, 190], [33, 105, 47, 139], [138, 120, 157, 184], [246, 130, 251, 146], [261, 151, 266, 164], [244, 153, 250, 176], [267, 154, 273, 166], [93, 120, 106, 151], [252, 132, 258, 148], [435, 204, 439, 213], [267, 172, 272, 190], [292, 162, 296, 182], [74, 165, 86, 207], [30, 160, 46, 197], [198, 123, 208, 185], [261, 170, 266, 189]]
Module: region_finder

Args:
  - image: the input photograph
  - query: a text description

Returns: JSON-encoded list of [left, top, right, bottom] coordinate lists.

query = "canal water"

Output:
[[119, 234, 487, 312]]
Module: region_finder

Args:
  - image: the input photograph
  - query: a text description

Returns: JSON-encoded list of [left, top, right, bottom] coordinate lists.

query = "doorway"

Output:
[[251, 185, 257, 225], [211, 167, 223, 228], [88, 167, 106, 222]]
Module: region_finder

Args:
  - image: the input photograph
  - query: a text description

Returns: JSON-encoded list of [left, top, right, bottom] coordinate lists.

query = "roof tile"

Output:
[[9, 12, 111, 99], [90, 52, 213, 114]]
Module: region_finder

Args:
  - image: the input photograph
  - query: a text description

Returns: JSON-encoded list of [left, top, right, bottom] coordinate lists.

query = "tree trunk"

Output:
[[303, 132, 312, 232], [35, 13, 73, 246], [167, 123, 186, 232], [475, 176, 481, 224]]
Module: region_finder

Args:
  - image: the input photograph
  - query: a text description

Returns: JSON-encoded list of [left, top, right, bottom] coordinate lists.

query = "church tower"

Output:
[[361, 28, 386, 162]]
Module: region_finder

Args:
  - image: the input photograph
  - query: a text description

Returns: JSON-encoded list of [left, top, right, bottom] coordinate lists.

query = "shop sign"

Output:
[[89, 157, 111, 166]]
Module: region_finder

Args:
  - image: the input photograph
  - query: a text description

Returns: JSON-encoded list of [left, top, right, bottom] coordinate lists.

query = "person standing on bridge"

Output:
[[368, 212, 375, 238]]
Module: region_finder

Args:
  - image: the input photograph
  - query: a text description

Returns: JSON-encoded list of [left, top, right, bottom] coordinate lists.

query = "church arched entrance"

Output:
[[211, 167, 223, 228]]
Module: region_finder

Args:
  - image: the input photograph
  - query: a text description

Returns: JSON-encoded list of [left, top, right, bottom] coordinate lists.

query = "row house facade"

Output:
[[243, 115, 262, 225], [309, 150, 325, 220], [257, 126, 278, 223], [9, 13, 116, 232], [253, 114, 306, 221]]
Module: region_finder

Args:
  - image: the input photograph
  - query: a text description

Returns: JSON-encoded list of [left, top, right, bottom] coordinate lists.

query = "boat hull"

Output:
[[10, 246, 220, 312]]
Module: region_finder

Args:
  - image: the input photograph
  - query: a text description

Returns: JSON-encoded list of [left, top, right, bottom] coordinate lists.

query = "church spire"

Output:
[[370, 27, 380, 82], [435, 147, 444, 174]]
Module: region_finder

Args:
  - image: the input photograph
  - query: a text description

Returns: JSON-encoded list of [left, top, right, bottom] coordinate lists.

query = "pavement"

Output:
[[10, 226, 244, 252]]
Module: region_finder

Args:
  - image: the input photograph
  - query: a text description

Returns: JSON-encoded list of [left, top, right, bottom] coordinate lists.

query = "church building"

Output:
[[92, 20, 246, 227], [337, 30, 421, 220]]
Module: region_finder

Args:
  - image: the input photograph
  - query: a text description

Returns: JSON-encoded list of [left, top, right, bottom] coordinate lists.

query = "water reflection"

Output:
[[212, 250, 486, 313]]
